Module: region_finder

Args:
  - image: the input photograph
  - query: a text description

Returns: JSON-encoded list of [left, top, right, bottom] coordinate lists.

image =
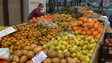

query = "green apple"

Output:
[[76, 52, 82, 59], [53, 40, 58, 46], [67, 45, 72, 50], [82, 45, 87, 50], [79, 41, 84, 47], [58, 50, 63, 54], [87, 53, 92, 58], [75, 41, 80, 46], [95, 39, 99, 43], [71, 53, 76, 58], [62, 41, 68, 46], [47, 43, 52, 47], [73, 45, 78, 50], [49, 45, 55, 50], [74, 31, 79, 35], [84, 41, 89, 45], [43, 44, 48, 48], [89, 49, 94, 54], [80, 55, 86, 61], [70, 48, 76, 53], [88, 44, 93, 50], [55, 46, 60, 51], [82, 50, 88, 55], [61, 45, 66, 51], [85, 57, 90, 63], [90, 38, 95, 44]]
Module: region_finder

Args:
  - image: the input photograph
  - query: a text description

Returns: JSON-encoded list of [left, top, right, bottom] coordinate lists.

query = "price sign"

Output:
[[68, 35, 74, 37], [0, 27, 15, 37], [89, 11, 93, 13], [32, 51, 47, 63]]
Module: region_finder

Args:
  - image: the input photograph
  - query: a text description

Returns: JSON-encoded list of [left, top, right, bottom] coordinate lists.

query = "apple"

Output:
[[67, 45, 72, 50], [47, 43, 52, 47], [82, 45, 87, 50], [82, 50, 88, 55], [70, 48, 76, 53], [79, 41, 84, 46], [43, 44, 48, 48], [88, 44, 93, 50], [74, 31, 79, 35], [89, 49, 94, 54], [71, 43, 75, 46], [80, 35, 84, 39], [71, 53, 76, 58], [58, 50, 63, 54], [92, 43, 96, 47], [73, 57, 78, 60], [87, 53, 92, 58], [63, 49, 68, 53], [59, 40, 63, 44], [90, 38, 95, 44], [80, 55, 86, 61], [53, 40, 58, 46], [49, 45, 55, 50], [62, 41, 68, 46], [95, 39, 99, 43], [69, 40, 75, 44], [75, 41, 80, 46], [61, 45, 66, 51], [73, 45, 78, 50], [76, 52, 82, 59], [85, 57, 90, 63], [55, 46, 60, 51], [84, 41, 89, 45], [77, 47, 81, 51]]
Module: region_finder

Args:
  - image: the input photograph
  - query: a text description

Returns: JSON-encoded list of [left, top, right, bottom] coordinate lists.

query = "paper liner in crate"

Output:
[[0, 48, 9, 59], [39, 18, 58, 28]]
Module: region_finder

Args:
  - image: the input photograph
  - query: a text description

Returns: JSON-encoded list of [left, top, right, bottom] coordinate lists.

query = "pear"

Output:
[[51, 58, 60, 63], [57, 53, 64, 59], [53, 40, 58, 46], [48, 51, 57, 58], [90, 38, 95, 44], [64, 51, 70, 58], [43, 58, 52, 63], [49, 45, 55, 50], [55, 46, 61, 51], [60, 59, 67, 63]]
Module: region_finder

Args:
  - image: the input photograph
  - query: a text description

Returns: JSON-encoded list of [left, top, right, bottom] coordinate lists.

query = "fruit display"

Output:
[[0, 26, 10, 31], [69, 17, 104, 40], [104, 37, 112, 45], [52, 14, 75, 31], [58, 6, 84, 19], [10, 44, 84, 63], [78, 8, 98, 17], [43, 32, 99, 63], [1, 23, 61, 54], [30, 14, 53, 22], [94, 9, 108, 16]]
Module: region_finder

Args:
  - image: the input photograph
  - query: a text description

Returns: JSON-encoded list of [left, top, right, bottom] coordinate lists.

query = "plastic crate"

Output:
[[101, 33, 112, 54], [98, 54, 112, 63]]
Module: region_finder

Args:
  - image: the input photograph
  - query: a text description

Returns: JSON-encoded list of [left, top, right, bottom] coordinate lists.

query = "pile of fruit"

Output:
[[94, 9, 108, 16], [30, 14, 53, 22], [0, 26, 10, 31], [78, 8, 97, 17], [58, 6, 84, 19], [69, 17, 104, 40], [43, 32, 99, 63], [10, 44, 84, 63], [1, 23, 61, 54], [52, 14, 75, 31]]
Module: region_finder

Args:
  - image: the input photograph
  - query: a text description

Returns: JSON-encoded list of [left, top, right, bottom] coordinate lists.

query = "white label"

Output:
[[68, 35, 74, 37], [32, 51, 47, 63], [88, 19, 92, 21], [106, 61, 112, 63], [109, 50, 112, 54], [0, 27, 15, 37], [89, 11, 93, 13]]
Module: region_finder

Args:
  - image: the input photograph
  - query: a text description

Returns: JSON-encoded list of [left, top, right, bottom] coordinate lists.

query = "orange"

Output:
[[79, 17, 85, 21], [82, 31, 86, 35], [78, 21, 83, 25], [73, 27, 78, 31], [88, 23, 93, 28], [92, 31, 99, 36], [87, 31, 92, 36], [71, 23, 77, 27], [90, 28, 95, 33], [84, 27, 89, 31], [77, 30, 81, 34], [83, 23, 88, 27]]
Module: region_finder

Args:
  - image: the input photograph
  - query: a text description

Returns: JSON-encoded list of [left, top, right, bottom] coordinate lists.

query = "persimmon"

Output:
[[90, 28, 95, 33], [83, 23, 88, 27], [88, 23, 93, 28], [82, 31, 86, 35], [92, 31, 99, 36], [87, 31, 92, 36], [77, 30, 81, 34], [73, 27, 78, 31], [84, 27, 89, 31], [95, 34, 101, 40]]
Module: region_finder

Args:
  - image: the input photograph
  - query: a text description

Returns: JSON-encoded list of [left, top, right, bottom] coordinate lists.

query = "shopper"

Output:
[[87, 0, 90, 7], [109, 14, 112, 28], [99, 0, 103, 9], [28, 3, 46, 20]]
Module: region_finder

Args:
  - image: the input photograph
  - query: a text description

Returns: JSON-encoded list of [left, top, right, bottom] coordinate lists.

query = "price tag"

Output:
[[0, 27, 15, 37], [109, 50, 112, 54], [32, 51, 47, 63], [88, 19, 92, 21], [106, 61, 112, 63], [68, 35, 74, 37], [89, 11, 93, 13]]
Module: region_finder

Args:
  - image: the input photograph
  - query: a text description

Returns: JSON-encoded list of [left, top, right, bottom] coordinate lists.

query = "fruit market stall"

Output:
[[0, 7, 109, 63]]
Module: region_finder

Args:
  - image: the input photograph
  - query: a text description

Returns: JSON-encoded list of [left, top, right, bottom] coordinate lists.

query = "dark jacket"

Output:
[[109, 15, 112, 24]]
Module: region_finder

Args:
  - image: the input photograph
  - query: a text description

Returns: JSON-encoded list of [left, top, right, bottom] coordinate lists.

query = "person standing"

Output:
[[28, 3, 46, 20], [79, 0, 81, 6], [99, 0, 103, 9], [109, 14, 112, 28]]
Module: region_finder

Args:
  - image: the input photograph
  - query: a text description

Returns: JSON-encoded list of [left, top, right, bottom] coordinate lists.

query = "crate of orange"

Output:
[[69, 17, 104, 40], [1, 22, 62, 54], [30, 14, 53, 22]]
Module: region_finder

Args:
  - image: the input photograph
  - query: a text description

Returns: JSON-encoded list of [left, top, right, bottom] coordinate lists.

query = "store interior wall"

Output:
[[8, 0, 21, 26], [0, 0, 4, 26]]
